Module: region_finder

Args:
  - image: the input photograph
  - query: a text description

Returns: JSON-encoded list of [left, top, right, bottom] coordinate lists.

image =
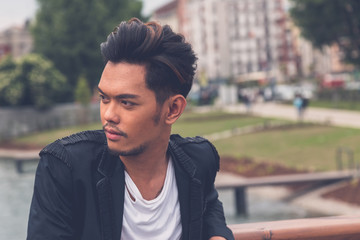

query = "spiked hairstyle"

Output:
[[100, 18, 197, 104]]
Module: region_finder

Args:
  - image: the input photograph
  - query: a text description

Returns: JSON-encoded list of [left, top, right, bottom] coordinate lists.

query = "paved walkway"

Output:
[[224, 102, 360, 129]]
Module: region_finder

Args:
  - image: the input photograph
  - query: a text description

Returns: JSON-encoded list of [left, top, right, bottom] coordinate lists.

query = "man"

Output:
[[27, 18, 234, 240]]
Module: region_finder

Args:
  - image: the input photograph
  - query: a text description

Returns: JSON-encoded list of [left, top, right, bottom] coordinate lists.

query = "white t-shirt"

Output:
[[121, 157, 182, 240]]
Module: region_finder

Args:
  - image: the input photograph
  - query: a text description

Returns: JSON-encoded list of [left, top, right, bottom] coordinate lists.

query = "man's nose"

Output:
[[103, 103, 120, 124]]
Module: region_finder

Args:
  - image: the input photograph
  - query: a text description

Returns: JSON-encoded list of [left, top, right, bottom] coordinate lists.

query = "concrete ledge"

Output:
[[0, 149, 40, 159], [0, 149, 40, 173]]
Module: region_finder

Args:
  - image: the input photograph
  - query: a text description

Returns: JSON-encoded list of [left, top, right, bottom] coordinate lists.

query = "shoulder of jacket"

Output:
[[40, 130, 106, 166], [170, 134, 209, 145], [170, 134, 220, 171]]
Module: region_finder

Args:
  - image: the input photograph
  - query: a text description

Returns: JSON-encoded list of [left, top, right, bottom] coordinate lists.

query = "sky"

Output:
[[0, 0, 172, 31]]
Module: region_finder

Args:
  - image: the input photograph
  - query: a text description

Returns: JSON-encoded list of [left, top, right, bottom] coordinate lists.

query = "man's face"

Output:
[[98, 62, 168, 156]]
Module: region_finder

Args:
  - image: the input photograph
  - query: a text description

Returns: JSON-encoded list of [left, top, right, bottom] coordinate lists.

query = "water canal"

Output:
[[0, 159, 324, 240]]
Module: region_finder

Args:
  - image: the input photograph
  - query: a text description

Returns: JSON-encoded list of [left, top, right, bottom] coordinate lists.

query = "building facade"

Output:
[[0, 21, 33, 61], [152, 0, 351, 85], [153, 0, 295, 82]]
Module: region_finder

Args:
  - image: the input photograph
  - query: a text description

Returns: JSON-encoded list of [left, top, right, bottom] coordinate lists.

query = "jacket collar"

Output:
[[169, 137, 204, 240], [96, 138, 204, 240], [168, 137, 197, 177], [96, 144, 125, 240]]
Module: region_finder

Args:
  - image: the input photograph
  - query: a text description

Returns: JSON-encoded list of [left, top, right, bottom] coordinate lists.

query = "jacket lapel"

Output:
[[96, 138, 204, 240], [169, 138, 203, 240], [96, 146, 125, 240]]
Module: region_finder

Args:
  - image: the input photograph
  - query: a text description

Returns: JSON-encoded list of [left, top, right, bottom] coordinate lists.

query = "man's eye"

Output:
[[99, 94, 109, 102], [121, 100, 133, 106]]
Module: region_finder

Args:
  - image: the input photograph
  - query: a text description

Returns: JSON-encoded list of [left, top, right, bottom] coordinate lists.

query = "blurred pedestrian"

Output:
[[293, 93, 304, 121], [301, 95, 309, 111], [239, 89, 252, 113]]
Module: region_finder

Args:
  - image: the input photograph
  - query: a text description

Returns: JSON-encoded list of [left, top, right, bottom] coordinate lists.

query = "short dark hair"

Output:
[[100, 18, 197, 104]]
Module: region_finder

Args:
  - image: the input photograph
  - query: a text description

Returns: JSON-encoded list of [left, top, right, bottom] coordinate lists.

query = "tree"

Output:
[[0, 54, 68, 109], [290, 0, 360, 66], [32, 0, 143, 101], [75, 75, 92, 124], [75, 75, 91, 106]]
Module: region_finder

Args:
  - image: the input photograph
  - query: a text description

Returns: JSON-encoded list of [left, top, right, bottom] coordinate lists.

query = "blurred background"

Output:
[[1, 0, 360, 239]]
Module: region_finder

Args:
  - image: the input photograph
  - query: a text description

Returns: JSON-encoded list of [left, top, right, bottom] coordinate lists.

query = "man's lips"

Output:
[[104, 128, 124, 141]]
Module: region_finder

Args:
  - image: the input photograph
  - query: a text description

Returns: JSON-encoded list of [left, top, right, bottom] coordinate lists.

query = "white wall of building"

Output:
[[0, 24, 33, 59], [152, 0, 350, 85]]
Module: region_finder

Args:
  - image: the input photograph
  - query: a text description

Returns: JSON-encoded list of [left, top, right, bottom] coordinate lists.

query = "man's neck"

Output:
[[121, 151, 169, 180], [120, 141, 170, 200]]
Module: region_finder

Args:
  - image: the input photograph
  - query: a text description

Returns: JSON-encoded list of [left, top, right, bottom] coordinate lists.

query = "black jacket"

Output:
[[27, 130, 234, 240]]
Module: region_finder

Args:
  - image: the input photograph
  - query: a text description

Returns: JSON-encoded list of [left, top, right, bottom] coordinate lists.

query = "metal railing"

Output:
[[229, 215, 360, 240]]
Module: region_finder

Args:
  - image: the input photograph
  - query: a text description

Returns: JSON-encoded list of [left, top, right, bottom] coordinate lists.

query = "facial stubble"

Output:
[[106, 104, 163, 157]]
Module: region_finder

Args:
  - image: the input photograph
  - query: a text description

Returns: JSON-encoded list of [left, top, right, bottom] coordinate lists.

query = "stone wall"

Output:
[[0, 103, 100, 140]]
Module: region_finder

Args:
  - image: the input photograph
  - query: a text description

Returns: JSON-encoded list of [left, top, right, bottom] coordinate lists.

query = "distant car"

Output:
[[273, 84, 314, 102], [273, 85, 297, 101]]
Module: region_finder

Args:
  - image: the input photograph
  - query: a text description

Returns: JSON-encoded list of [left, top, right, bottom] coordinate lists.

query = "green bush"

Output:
[[0, 54, 69, 109], [0, 57, 23, 106]]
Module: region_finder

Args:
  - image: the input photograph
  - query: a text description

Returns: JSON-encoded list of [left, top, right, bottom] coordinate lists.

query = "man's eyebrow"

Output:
[[97, 86, 140, 99], [97, 87, 106, 95]]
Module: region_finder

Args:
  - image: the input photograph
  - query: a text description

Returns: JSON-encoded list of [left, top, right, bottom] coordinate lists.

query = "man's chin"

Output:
[[106, 144, 147, 157], [107, 147, 121, 156]]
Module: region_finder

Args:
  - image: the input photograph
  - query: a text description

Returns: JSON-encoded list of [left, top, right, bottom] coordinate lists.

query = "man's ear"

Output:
[[165, 94, 187, 125]]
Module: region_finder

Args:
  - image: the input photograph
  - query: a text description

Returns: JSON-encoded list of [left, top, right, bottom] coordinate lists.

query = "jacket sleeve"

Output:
[[27, 150, 75, 240], [203, 142, 234, 240]]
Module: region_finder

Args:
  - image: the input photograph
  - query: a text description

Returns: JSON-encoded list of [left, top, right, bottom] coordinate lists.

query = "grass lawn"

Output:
[[9, 122, 102, 148], [171, 111, 281, 136], [9, 111, 271, 148], [214, 125, 360, 172], [5, 110, 359, 172]]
